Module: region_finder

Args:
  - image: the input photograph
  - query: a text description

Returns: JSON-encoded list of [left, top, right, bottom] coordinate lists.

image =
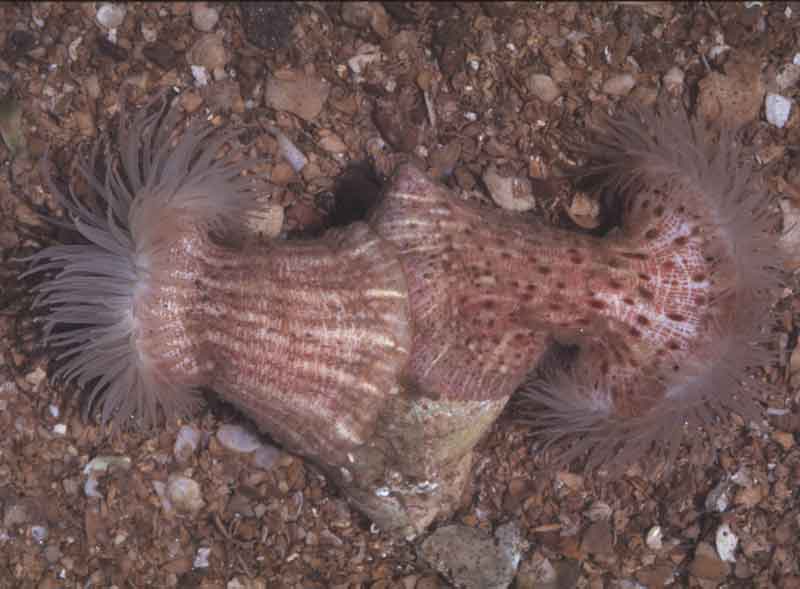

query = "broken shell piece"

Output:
[[483, 165, 536, 212], [186, 33, 228, 71]]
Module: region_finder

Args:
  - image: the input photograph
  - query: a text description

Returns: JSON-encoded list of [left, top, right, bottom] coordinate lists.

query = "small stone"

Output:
[[217, 424, 263, 453], [483, 166, 536, 212], [765, 93, 792, 129], [191, 2, 219, 32], [697, 59, 764, 128], [776, 63, 800, 90], [715, 523, 738, 563], [581, 521, 614, 556], [96, 3, 126, 29], [663, 67, 684, 96], [645, 526, 663, 550], [85, 74, 101, 100], [31, 525, 48, 543], [180, 91, 203, 114], [265, 71, 330, 122], [187, 33, 229, 71], [143, 42, 179, 70], [253, 444, 281, 470], [526, 73, 561, 104], [347, 46, 383, 75], [603, 73, 636, 96], [140, 21, 158, 43], [240, 2, 299, 51], [341, 2, 391, 39], [193, 546, 211, 569], [83, 455, 132, 476], [174, 425, 201, 462], [419, 524, 523, 589], [317, 130, 348, 154], [166, 475, 205, 514], [772, 430, 794, 450], [689, 541, 730, 581], [191, 66, 210, 88], [74, 110, 95, 138], [568, 192, 601, 229], [4, 501, 31, 527], [203, 79, 243, 112]]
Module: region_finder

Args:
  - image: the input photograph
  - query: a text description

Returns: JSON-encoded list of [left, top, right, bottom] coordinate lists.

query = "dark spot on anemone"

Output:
[[577, 317, 591, 326], [600, 360, 610, 375], [609, 279, 623, 289], [510, 280, 520, 288], [672, 364, 680, 372], [653, 205, 664, 217], [637, 286, 654, 300], [636, 314, 649, 326], [638, 273, 650, 281], [673, 236, 689, 247], [630, 326, 641, 337], [526, 284, 537, 292], [500, 251, 512, 260], [667, 340, 681, 350], [695, 294, 707, 305], [641, 199, 650, 210], [623, 297, 634, 306], [621, 251, 648, 261], [588, 299, 606, 310], [662, 260, 676, 271], [538, 266, 551, 275], [691, 226, 701, 236], [570, 256, 584, 265], [607, 258, 621, 269], [666, 312, 685, 322], [483, 300, 495, 310], [691, 273, 707, 283], [549, 303, 562, 312], [645, 228, 659, 239], [556, 281, 566, 290]]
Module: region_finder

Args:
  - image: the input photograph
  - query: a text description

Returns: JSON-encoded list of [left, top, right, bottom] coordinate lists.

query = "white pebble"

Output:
[[174, 425, 201, 462], [266, 126, 308, 172], [84, 477, 101, 499], [193, 546, 211, 569], [526, 73, 561, 104], [715, 523, 738, 562], [48, 404, 60, 418], [52, 423, 67, 436], [603, 73, 636, 96], [192, 3, 220, 32], [662, 67, 684, 95], [141, 22, 158, 43], [191, 65, 210, 87], [166, 475, 205, 514], [645, 526, 663, 550], [765, 93, 793, 128], [95, 3, 126, 29], [216, 424, 262, 453], [83, 455, 131, 476], [31, 525, 48, 544]]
